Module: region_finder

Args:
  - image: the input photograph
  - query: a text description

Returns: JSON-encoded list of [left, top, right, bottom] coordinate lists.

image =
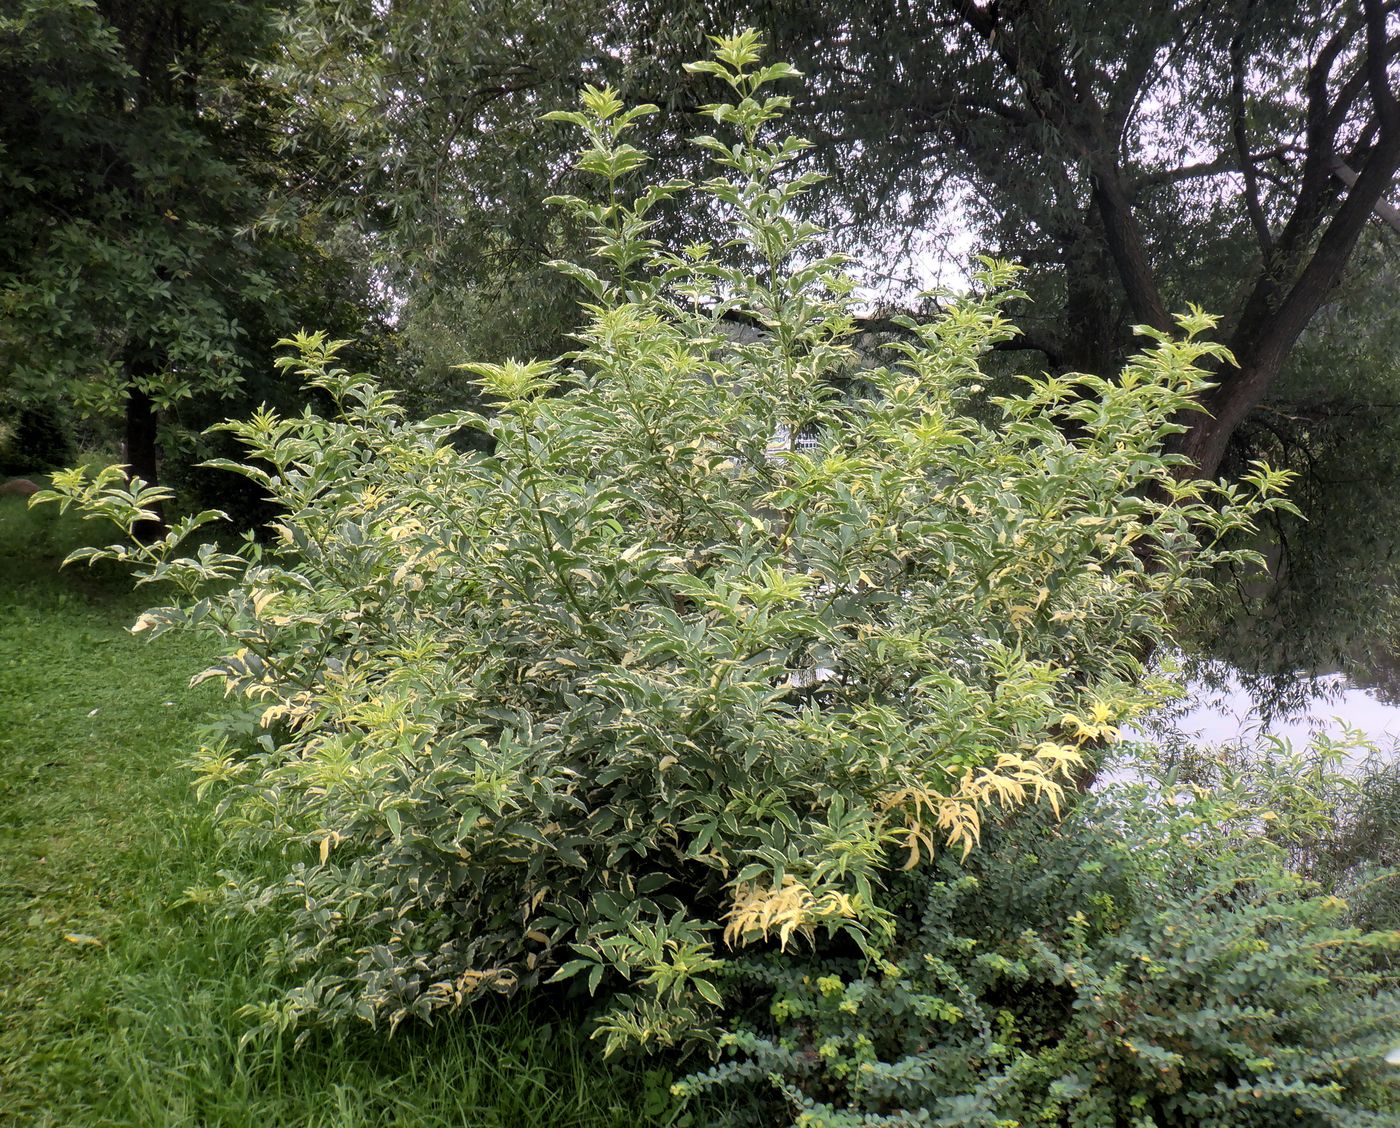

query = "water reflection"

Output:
[[1134, 657, 1400, 753]]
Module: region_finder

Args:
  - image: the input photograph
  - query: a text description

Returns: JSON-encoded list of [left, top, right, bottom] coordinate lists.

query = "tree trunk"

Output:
[[1089, 168, 1172, 334], [123, 382, 159, 485], [1061, 221, 1121, 375], [123, 381, 164, 537], [1179, 128, 1400, 479]]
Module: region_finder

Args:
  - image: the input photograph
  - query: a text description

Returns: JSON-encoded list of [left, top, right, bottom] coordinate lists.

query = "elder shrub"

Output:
[[35, 33, 1292, 1049]]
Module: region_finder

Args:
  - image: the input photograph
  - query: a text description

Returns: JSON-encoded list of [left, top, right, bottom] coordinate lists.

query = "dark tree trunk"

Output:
[[123, 380, 164, 537], [1061, 219, 1125, 375], [1089, 167, 1172, 335], [123, 382, 159, 485], [1180, 127, 1400, 479]]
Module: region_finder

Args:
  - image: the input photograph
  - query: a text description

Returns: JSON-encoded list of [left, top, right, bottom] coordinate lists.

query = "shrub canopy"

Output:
[[38, 33, 1290, 1049]]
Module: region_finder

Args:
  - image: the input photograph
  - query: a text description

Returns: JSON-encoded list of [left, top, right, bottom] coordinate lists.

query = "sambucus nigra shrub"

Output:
[[35, 33, 1293, 1051]]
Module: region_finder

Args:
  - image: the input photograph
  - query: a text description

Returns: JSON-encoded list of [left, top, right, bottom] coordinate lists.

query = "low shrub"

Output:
[[35, 33, 1290, 1050], [1163, 731, 1400, 937], [678, 761, 1400, 1126], [0, 401, 74, 474]]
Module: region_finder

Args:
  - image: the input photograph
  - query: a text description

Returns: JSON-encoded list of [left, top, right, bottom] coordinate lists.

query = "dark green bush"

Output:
[[0, 402, 74, 474], [679, 764, 1400, 1126]]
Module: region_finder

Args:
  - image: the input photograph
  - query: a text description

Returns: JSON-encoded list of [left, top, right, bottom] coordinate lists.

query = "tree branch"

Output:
[[1183, 124, 1400, 477], [1128, 148, 1289, 193], [1330, 154, 1400, 233], [1231, 5, 1273, 255], [1363, 0, 1400, 133]]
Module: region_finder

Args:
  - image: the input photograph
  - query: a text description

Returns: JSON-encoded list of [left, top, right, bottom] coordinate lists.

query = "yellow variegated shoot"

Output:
[[35, 30, 1293, 1053]]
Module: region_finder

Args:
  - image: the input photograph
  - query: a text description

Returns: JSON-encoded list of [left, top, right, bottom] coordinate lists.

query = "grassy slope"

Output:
[[0, 494, 680, 1127]]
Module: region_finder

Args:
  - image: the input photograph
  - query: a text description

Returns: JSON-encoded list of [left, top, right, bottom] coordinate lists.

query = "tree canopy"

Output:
[[0, 0, 372, 485], [623, 2, 1400, 476]]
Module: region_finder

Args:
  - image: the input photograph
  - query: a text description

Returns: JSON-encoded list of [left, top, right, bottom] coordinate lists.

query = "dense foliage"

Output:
[[36, 37, 1292, 1051], [5, 3, 1396, 690], [272, 0, 603, 398], [619, 0, 1400, 683], [1322, 756, 1400, 937], [678, 757, 1400, 1126], [1163, 732, 1400, 937], [0, 0, 375, 485]]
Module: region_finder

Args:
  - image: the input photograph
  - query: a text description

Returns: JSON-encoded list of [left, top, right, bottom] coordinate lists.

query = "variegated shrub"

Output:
[[35, 32, 1292, 1050]]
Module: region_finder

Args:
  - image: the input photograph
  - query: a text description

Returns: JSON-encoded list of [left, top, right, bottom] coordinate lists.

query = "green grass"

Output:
[[0, 493, 686, 1127]]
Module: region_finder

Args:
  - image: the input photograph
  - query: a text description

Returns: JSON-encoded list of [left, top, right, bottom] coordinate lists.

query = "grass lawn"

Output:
[[0, 492, 685, 1127]]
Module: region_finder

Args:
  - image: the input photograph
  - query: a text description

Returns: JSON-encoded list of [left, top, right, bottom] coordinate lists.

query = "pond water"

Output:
[[1134, 660, 1400, 754]]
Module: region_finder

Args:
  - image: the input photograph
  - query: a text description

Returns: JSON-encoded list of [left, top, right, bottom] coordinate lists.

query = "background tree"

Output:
[[621, 1, 1400, 477], [1189, 227, 1400, 680], [272, 0, 607, 411], [0, 0, 375, 488]]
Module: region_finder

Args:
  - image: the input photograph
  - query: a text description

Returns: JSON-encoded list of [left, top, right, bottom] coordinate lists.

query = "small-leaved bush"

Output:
[[678, 759, 1400, 1126], [1163, 731, 1400, 937], [35, 33, 1292, 1049]]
